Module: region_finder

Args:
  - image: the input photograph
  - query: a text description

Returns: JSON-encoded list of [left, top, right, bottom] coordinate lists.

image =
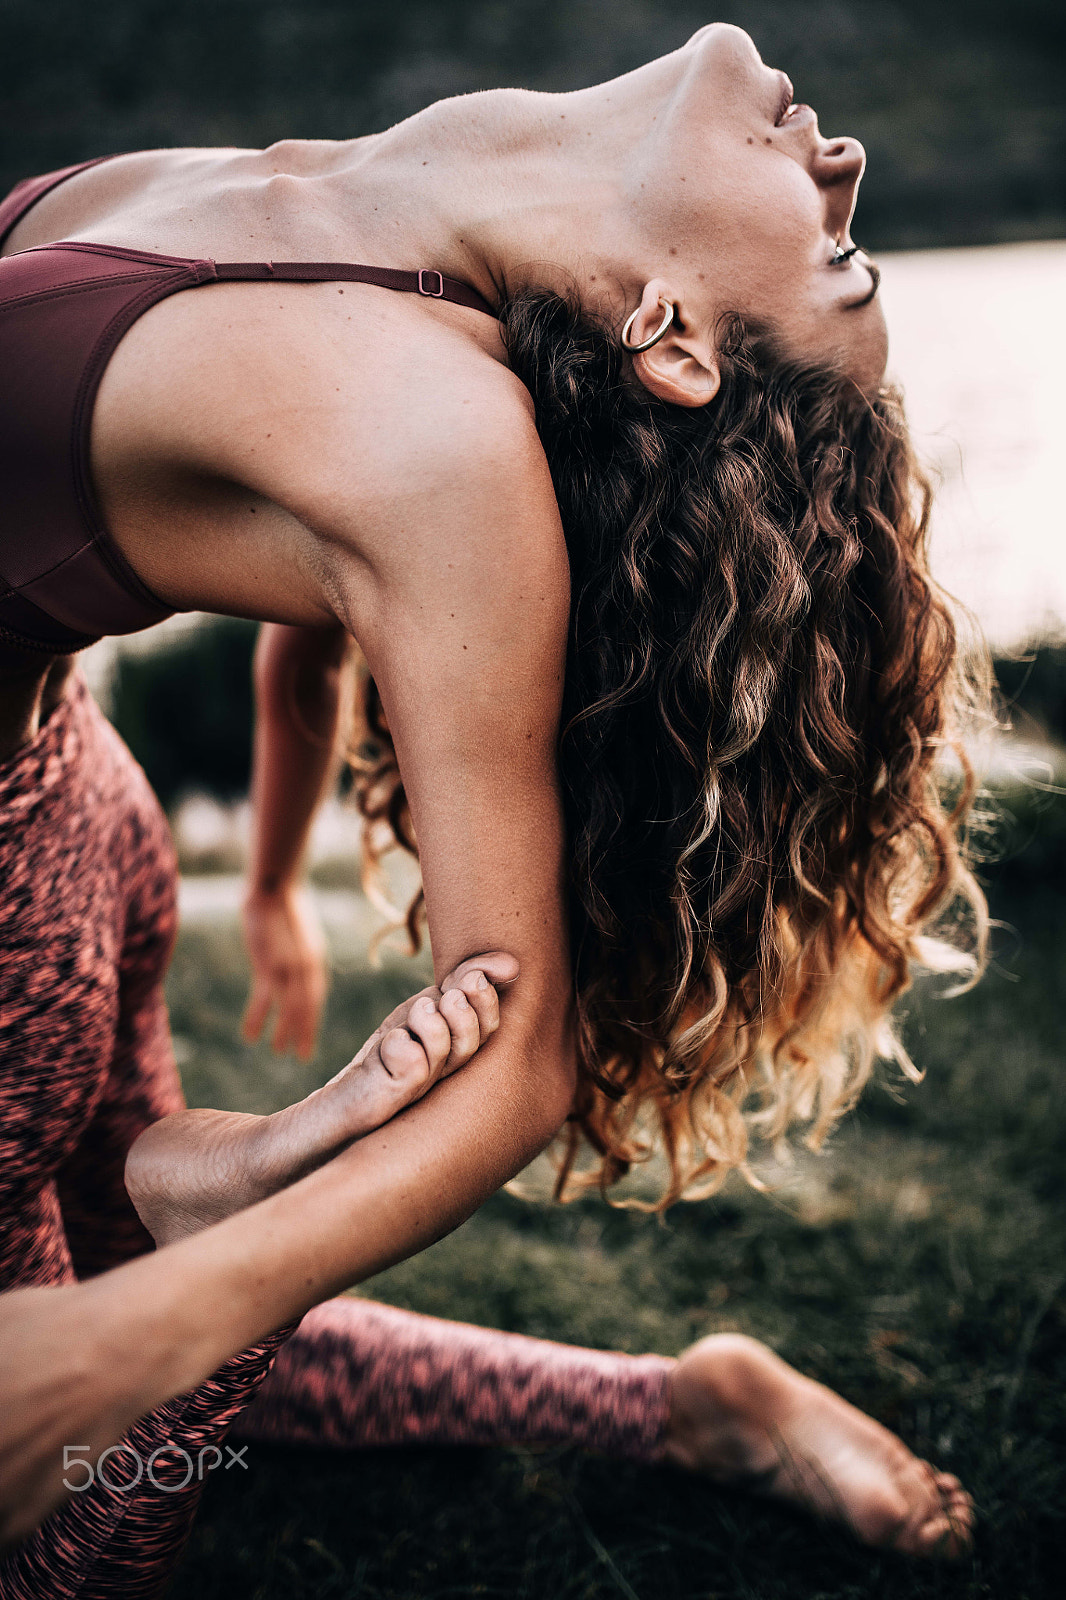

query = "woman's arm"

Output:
[[246, 620, 349, 897], [2, 351, 579, 1545], [242, 621, 349, 1058], [153, 381, 578, 1354]]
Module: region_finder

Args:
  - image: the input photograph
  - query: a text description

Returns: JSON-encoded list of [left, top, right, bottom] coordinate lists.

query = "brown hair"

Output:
[[348, 288, 990, 1207]]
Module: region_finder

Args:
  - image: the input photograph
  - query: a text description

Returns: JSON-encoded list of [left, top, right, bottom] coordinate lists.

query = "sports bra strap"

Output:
[[0, 154, 499, 319], [209, 259, 496, 317], [0, 156, 123, 251]]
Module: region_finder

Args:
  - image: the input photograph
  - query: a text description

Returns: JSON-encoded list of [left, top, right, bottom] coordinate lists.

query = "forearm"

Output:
[[97, 996, 575, 1405], [247, 621, 350, 893]]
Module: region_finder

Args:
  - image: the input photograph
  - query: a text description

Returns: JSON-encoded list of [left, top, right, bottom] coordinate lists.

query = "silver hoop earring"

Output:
[[620, 299, 675, 354]]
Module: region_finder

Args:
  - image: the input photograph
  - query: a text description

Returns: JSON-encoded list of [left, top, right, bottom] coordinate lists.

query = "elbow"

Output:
[[509, 1009, 578, 1158], [539, 1046, 578, 1146]]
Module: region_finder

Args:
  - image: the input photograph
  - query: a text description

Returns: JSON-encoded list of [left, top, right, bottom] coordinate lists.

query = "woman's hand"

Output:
[[241, 882, 329, 1060]]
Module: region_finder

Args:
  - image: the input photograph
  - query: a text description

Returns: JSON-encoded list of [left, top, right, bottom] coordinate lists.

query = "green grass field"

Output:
[[165, 790, 1066, 1600]]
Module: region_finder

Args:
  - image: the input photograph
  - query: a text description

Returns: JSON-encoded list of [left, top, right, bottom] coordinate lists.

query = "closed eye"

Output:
[[846, 258, 880, 308], [832, 246, 880, 309]]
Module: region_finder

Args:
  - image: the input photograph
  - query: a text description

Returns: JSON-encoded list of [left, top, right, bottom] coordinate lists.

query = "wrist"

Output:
[[245, 872, 302, 901]]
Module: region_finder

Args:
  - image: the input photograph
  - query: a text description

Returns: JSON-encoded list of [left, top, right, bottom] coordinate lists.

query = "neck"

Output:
[[320, 63, 681, 317]]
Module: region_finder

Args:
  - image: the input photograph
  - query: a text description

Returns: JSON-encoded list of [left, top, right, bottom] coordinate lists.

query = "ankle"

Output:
[[258, 1095, 351, 1190], [661, 1334, 791, 1478]]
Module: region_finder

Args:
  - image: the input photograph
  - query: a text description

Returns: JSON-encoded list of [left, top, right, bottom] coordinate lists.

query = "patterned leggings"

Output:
[[0, 676, 670, 1600]]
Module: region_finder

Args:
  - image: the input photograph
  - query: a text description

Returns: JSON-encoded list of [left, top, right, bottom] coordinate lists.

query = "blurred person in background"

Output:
[[0, 21, 977, 1593]]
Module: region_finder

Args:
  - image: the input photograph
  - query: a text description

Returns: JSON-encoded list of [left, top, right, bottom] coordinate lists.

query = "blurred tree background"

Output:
[[1, 0, 1064, 250], [110, 619, 256, 809]]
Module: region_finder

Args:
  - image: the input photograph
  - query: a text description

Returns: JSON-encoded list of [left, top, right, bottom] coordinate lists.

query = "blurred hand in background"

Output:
[[241, 883, 329, 1061]]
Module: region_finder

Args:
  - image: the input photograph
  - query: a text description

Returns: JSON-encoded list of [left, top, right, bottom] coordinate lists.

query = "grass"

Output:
[[165, 789, 1066, 1600]]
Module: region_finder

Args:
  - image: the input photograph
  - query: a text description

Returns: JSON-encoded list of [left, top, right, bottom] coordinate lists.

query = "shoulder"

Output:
[[345, 332, 552, 531], [266, 295, 572, 653], [332, 357, 571, 735], [301, 296, 556, 544], [161, 277, 560, 547], [100, 277, 569, 645]]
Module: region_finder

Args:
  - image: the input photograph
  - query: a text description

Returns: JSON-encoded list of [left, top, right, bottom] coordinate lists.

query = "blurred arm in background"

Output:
[[241, 621, 350, 1060]]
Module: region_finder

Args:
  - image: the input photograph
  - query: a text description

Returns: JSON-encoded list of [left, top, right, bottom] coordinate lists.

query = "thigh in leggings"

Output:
[[0, 677, 289, 1599], [0, 676, 183, 1291]]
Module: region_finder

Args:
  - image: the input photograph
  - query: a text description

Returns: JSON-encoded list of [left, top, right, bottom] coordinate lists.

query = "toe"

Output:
[[940, 1485, 975, 1539], [454, 970, 500, 1038], [930, 1468, 974, 1528], [917, 1511, 971, 1558], [403, 996, 452, 1076], [378, 1025, 431, 1088], [892, 1468, 973, 1559], [437, 986, 481, 1069]]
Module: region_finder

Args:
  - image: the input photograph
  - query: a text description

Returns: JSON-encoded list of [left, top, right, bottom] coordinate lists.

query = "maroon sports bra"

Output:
[[0, 156, 497, 656]]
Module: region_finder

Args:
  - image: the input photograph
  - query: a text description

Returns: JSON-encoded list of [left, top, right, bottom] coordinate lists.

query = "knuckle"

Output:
[[451, 1002, 479, 1037]]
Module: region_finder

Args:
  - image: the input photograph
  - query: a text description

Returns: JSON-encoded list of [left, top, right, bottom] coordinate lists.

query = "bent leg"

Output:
[[234, 1297, 674, 1462], [0, 1328, 293, 1600], [236, 1306, 974, 1558], [0, 678, 288, 1598]]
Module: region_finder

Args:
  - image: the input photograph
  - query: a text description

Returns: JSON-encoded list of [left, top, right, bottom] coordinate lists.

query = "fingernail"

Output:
[[476, 973, 489, 990], [414, 997, 434, 1014], [452, 990, 470, 1009]]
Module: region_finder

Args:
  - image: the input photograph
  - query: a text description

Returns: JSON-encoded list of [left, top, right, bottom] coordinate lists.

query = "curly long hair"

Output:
[[347, 288, 991, 1207]]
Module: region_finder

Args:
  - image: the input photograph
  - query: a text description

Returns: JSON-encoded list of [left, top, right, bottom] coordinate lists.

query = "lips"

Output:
[[774, 72, 794, 126]]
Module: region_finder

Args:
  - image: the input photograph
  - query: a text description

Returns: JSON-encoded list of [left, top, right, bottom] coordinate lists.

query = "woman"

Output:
[[0, 19, 978, 1585]]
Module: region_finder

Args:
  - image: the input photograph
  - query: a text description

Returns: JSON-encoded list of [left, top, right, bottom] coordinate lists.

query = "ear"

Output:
[[625, 280, 720, 409]]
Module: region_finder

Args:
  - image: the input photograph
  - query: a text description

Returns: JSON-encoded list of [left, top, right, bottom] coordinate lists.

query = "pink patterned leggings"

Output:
[[0, 676, 670, 1600]]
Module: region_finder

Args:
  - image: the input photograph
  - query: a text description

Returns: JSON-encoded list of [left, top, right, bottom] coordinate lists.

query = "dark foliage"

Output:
[[108, 617, 256, 808]]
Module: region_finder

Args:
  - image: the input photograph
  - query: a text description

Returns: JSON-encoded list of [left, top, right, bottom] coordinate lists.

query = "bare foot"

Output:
[[662, 1334, 974, 1557], [126, 952, 518, 1246]]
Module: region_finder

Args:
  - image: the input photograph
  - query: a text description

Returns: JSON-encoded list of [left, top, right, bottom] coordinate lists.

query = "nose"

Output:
[[688, 21, 759, 57], [810, 134, 867, 241]]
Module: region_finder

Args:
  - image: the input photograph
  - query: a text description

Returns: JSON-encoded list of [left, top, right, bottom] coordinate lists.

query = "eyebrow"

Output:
[[843, 257, 881, 310]]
